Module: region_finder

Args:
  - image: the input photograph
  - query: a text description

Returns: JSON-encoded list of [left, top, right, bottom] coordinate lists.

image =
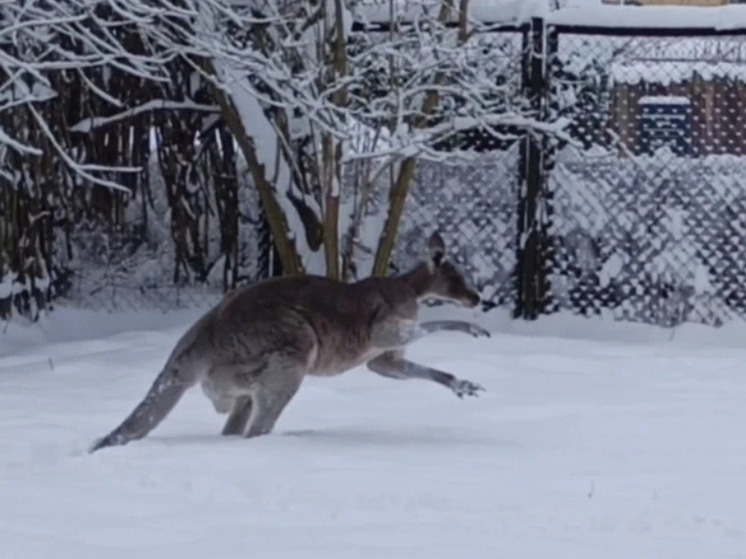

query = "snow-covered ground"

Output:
[[1, 306, 745, 558]]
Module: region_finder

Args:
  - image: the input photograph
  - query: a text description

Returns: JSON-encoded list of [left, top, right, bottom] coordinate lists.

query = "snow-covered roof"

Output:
[[638, 95, 691, 105], [612, 61, 746, 85]]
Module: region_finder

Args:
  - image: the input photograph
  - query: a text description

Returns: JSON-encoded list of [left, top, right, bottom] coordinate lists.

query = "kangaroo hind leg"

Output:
[[222, 396, 252, 436], [214, 351, 309, 438], [220, 325, 314, 439], [204, 362, 265, 436], [244, 382, 301, 438], [244, 354, 307, 439]]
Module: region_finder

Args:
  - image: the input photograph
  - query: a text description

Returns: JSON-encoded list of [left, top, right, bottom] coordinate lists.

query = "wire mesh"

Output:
[[11, 21, 746, 328], [53, 180, 270, 315], [391, 29, 525, 309], [545, 29, 746, 326], [393, 149, 520, 309]]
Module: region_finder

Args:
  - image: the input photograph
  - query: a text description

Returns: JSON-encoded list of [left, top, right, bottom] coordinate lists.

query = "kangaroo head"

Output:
[[421, 232, 481, 308]]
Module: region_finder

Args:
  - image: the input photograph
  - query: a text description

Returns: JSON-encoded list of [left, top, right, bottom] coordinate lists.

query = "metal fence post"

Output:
[[515, 17, 549, 320], [542, 23, 559, 314]]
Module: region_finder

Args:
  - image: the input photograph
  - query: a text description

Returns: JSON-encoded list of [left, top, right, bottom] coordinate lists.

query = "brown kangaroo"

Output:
[[90, 232, 489, 452]]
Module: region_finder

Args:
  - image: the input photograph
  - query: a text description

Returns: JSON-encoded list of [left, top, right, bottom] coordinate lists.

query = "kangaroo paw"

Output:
[[467, 324, 491, 339], [451, 378, 485, 398]]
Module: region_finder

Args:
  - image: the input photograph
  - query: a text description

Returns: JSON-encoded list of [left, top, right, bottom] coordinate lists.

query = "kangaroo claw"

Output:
[[452, 378, 485, 398], [468, 324, 491, 338]]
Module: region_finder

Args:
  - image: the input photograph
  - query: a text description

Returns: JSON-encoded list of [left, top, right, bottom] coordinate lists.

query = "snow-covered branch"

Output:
[[0, 0, 174, 189], [70, 99, 219, 132], [0, 0, 559, 287]]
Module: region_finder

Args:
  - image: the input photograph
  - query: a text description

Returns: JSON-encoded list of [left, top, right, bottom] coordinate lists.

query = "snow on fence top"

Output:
[[354, 1, 746, 32], [612, 61, 746, 86], [547, 5, 746, 32]]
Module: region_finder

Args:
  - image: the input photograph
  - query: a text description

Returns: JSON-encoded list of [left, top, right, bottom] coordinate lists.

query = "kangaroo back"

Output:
[[89, 311, 213, 453]]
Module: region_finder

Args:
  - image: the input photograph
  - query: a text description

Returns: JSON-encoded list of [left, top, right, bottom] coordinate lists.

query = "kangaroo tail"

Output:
[[89, 365, 192, 453], [90, 310, 216, 453]]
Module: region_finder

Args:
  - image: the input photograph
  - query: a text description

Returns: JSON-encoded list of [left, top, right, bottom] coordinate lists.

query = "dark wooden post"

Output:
[[515, 17, 551, 320]]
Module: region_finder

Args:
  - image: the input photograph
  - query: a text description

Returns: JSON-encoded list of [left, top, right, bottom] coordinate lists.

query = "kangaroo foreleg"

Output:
[[419, 320, 490, 339], [402, 320, 491, 346], [367, 351, 485, 398]]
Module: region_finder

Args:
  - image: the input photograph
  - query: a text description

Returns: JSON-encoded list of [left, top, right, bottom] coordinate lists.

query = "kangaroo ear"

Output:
[[428, 231, 446, 267]]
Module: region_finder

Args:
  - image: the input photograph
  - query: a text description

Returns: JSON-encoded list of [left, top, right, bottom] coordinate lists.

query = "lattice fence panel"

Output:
[[393, 150, 520, 308], [545, 30, 746, 326]]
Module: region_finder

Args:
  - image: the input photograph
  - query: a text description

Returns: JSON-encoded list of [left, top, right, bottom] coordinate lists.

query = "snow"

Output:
[[612, 61, 746, 86], [2, 306, 746, 557], [355, 2, 746, 30], [354, 0, 541, 27], [70, 100, 219, 133], [638, 96, 691, 106], [0, 272, 14, 299], [548, 5, 746, 31]]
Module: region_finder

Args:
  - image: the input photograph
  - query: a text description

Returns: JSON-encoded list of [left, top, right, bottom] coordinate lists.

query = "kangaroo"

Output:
[[90, 232, 490, 452]]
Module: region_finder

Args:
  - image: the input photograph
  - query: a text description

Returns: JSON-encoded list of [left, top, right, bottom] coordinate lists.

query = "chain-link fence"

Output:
[[391, 18, 746, 328], [393, 150, 520, 309], [392, 29, 525, 310], [24, 16, 746, 328], [52, 157, 272, 315], [543, 23, 746, 327]]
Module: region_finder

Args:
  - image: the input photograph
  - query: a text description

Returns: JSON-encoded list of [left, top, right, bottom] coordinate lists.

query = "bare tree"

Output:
[[135, 0, 549, 277], [1, 0, 556, 319]]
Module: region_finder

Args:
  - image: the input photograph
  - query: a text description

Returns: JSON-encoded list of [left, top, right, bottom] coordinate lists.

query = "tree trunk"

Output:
[[206, 63, 303, 276], [371, 0, 462, 276]]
